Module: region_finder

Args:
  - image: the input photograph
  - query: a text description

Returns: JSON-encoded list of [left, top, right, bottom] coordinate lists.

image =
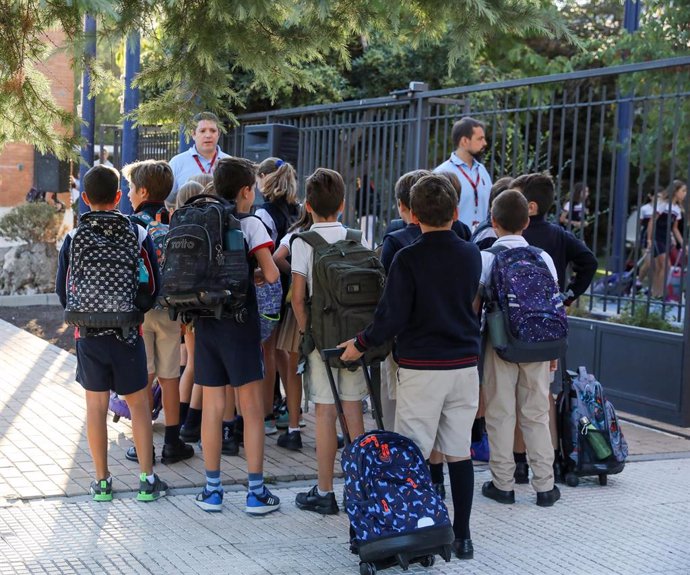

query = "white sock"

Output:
[[317, 488, 332, 497], [288, 427, 300, 434]]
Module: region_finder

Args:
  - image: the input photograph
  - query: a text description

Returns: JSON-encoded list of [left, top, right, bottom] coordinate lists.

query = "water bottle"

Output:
[[224, 228, 244, 251], [138, 258, 149, 284], [579, 416, 612, 460]]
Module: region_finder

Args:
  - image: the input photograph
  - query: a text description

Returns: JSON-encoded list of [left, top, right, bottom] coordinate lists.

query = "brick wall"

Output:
[[0, 29, 75, 207]]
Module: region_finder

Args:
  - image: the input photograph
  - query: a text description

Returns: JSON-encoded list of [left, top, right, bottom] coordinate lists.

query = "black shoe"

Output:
[[481, 481, 515, 504], [233, 417, 244, 447], [432, 482, 446, 500], [277, 430, 302, 451], [222, 426, 240, 456], [553, 461, 564, 484], [514, 461, 529, 484], [295, 485, 339, 515], [125, 445, 155, 466], [536, 485, 561, 507], [161, 440, 194, 464], [336, 434, 345, 449], [452, 538, 474, 560], [179, 423, 201, 443]]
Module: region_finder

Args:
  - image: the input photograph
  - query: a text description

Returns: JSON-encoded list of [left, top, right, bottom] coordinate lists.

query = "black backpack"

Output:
[[64, 211, 152, 331], [159, 195, 249, 321], [262, 200, 300, 244]]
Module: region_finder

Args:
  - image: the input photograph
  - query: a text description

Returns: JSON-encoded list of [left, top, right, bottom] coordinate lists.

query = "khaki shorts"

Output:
[[142, 309, 181, 379], [394, 366, 479, 459], [304, 349, 367, 405]]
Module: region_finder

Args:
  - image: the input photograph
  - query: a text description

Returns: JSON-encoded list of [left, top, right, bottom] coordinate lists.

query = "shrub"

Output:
[[0, 203, 63, 244], [610, 306, 682, 333]]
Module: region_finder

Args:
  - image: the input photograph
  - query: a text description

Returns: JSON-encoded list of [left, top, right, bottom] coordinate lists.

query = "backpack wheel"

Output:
[[396, 553, 409, 570], [420, 555, 435, 568], [359, 562, 376, 575], [598, 473, 608, 486], [565, 472, 579, 487]]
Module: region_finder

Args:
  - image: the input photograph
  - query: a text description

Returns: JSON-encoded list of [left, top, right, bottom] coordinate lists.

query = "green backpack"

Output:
[[296, 229, 391, 368]]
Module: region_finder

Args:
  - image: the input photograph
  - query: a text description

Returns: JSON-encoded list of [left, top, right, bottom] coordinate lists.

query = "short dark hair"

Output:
[[192, 112, 220, 130], [451, 117, 485, 149], [492, 189, 529, 233], [394, 169, 431, 208], [489, 176, 514, 208], [213, 157, 256, 201], [122, 160, 173, 202], [511, 173, 555, 216], [409, 174, 457, 227], [305, 168, 345, 218], [83, 165, 120, 205]]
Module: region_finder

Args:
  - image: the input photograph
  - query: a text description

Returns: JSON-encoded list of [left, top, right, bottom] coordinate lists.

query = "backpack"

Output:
[[295, 228, 390, 368], [485, 244, 568, 363], [261, 200, 300, 244], [109, 381, 162, 423], [159, 194, 249, 321], [64, 211, 152, 331], [342, 430, 453, 547], [131, 207, 169, 273]]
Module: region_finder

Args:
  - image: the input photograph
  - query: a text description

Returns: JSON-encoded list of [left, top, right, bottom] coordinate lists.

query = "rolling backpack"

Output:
[[159, 195, 249, 321], [484, 244, 568, 363], [295, 229, 390, 368], [64, 211, 153, 333]]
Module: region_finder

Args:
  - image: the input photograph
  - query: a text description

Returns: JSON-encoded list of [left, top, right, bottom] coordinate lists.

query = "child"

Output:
[[340, 173, 481, 560], [510, 173, 597, 483], [122, 160, 194, 466], [560, 182, 589, 231], [55, 164, 167, 502], [194, 157, 282, 514], [273, 207, 314, 450], [477, 189, 561, 508], [291, 168, 368, 515], [470, 176, 514, 250]]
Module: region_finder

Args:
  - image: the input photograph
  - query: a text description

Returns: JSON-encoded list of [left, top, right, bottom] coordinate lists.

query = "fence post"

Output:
[[119, 31, 141, 214], [78, 15, 97, 216]]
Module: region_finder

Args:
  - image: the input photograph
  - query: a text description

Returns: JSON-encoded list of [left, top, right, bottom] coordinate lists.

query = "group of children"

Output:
[[58, 149, 598, 560]]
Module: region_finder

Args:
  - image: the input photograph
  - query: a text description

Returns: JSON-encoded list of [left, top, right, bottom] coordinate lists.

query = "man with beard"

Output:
[[434, 117, 492, 231]]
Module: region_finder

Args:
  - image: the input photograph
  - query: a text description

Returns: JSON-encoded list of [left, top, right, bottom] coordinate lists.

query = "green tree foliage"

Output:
[[0, 0, 572, 156]]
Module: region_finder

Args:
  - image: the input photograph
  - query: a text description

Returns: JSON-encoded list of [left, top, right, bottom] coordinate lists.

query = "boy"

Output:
[[193, 157, 282, 514], [511, 173, 597, 483], [55, 165, 167, 502], [290, 168, 369, 515], [123, 159, 194, 465], [340, 174, 482, 560], [476, 189, 561, 507]]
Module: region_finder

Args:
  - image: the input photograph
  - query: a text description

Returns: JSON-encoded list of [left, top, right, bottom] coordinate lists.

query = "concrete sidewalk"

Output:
[[1, 319, 690, 574]]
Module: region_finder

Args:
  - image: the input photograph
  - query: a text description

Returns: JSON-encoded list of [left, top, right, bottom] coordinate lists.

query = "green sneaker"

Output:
[[90, 478, 113, 502], [136, 473, 168, 502]]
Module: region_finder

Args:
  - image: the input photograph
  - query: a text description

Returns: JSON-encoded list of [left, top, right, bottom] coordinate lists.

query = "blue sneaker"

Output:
[[195, 488, 223, 512], [246, 487, 280, 515]]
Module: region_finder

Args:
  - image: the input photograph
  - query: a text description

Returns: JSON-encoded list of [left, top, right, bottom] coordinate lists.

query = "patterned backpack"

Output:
[[64, 211, 152, 331], [342, 431, 452, 547], [485, 244, 568, 363], [132, 207, 169, 272]]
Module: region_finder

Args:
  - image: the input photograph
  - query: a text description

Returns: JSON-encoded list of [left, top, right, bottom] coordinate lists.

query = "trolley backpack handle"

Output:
[[320, 348, 385, 446]]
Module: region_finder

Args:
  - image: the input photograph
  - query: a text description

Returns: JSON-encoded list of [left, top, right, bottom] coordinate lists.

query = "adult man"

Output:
[[434, 117, 492, 230], [93, 148, 114, 168], [168, 112, 231, 200]]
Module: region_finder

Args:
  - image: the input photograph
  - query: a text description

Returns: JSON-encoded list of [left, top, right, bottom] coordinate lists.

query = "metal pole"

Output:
[[78, 15, 97, 216], [179, 124, 190, 153], [611, 0, 641, 273], [119, 31, 141, 214]]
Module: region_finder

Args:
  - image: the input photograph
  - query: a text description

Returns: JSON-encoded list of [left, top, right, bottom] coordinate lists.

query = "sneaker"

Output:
[[136, 473, 168, 502], [222, 426, 240, 456], [246, 486, 281, 515], [275, 411, 306, 429], [179, 423, 201, 443], [90, 478, 113, 502], [432, 482, 446, 500], [161, 440, 194, 464], [295, 485, 339, 515], [264, 416, 278, 436], [361, 399, 369, 414], [125, 445, 155, 466], [277, 430, 302, 451], [195, 488, 223, 512]]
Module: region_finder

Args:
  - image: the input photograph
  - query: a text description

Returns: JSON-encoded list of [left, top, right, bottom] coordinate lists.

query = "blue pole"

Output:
[[179, 123, 190, 153], [611, 0, 641, 273], [119, 32, 141, 214], [78, 15, 97, 215]]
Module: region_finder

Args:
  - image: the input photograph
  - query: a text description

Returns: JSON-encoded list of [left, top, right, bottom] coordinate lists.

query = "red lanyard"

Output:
[[193, 149, 218, 174], [457, 165, 480, 208]]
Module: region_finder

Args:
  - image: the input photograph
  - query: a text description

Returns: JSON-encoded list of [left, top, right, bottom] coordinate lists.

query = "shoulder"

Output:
[[433, 159, 456, 173], [169, 149, 189, 167]]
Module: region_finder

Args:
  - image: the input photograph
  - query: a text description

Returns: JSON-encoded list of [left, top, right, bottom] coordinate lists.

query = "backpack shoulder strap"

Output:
[[295, 230, 329, 249], [485, 244, 509, 255], [345, 228, 363, 243]]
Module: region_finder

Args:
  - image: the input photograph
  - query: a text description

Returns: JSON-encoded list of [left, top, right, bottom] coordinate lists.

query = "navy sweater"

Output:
[[523, 214, 597, 297], [357, 230, 481, 370]]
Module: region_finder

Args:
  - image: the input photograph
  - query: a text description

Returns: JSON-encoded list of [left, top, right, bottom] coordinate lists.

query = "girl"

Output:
[[560, 182, 589, 231]]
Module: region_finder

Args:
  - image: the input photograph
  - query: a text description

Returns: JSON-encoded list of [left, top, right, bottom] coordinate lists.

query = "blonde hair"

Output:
[[176, 181, 205, 208], [262, 161, 298, 204], [188, 173, 214, 187]]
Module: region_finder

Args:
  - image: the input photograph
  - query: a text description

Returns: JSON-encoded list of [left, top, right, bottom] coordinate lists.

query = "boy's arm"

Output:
[[273, 244, 291, 275], [254, 247, 280, 284], [563, 232, 598, 302], [291, 273, 308, 332], [55, 237, 71, 308], [379, 236, 398, 273]]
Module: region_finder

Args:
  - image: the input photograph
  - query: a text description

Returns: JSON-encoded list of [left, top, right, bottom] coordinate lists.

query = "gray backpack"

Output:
[[296, 229, 390, 368]]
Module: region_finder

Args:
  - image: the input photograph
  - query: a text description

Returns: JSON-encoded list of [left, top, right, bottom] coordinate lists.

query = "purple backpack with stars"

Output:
[[485, 244, 568, 363]]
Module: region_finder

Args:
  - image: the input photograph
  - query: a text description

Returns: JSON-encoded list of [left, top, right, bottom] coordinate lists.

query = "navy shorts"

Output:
[[75, 334, 148, 395], [194, 313, 264, 388]]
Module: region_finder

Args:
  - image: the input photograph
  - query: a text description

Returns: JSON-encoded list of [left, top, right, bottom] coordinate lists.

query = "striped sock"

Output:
[[248, 472, 264, 495], [205, 470, 222, 494]]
